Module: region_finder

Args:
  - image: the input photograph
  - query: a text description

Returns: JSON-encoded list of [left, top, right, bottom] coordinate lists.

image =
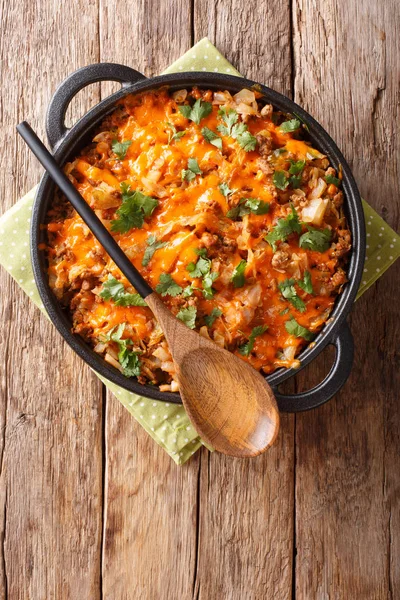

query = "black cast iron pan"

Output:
[[30, 63, 365, 411]]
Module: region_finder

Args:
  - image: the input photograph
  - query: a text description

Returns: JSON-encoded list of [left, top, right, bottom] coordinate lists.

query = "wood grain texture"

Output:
[[98, 3, 198, 598], [194, 2, 296, 598], [0, 1, 104, 598], [292, 1, 400, 598], [1, 0, 399, 598]]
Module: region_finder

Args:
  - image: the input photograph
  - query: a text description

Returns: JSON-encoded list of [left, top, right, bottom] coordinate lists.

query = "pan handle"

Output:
[[46, 63, 147, 149], [273, 321, 354, 412]]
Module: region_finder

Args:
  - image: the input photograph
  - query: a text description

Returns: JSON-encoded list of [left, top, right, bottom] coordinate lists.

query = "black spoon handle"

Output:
[[17, 121, 153, 299]]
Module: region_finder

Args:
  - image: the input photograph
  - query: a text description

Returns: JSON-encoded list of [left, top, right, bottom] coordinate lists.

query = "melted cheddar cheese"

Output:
[[46, 87, 351, 391]]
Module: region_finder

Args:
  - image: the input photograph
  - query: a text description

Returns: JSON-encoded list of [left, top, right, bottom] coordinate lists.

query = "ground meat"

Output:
[[327, 268, 347, 293], [325, 166, 337, 178], [257, 157, 273, 175], [200, 232, 219, 248], [330, 229, 351, 258], [255, 131, 273, 157], [260, 104, 273, 119], [271, 249, 290, 270], [333, 191, 344, 207]]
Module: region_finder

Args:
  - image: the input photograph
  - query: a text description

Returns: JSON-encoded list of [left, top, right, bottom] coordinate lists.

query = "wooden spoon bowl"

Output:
[[146, 294, 280, 457]]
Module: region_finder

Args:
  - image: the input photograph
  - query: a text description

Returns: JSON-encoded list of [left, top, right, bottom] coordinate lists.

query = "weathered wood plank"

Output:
[[0, 1, 104, 598], [194, 4, 296, 599], [293, 1, 400, 598], [98, 3, 199, 599]]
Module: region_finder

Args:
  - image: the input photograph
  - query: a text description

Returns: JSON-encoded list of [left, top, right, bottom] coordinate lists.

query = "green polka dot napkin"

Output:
[[1, 38, 399, 465]]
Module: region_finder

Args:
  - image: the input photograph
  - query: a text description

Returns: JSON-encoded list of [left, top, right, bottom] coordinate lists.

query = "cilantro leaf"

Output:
[[202, 271, 218, 299], [111, 139, 132, 159], [273, 170, 289, 190], [298, 270, 313, 294], [194, 247, 208, 257], [226, 197, 269, 219], [325, 174, 341, 186], [104, 323, 141, 377], [178, 104, 192, 119], [111, 183, 158, 233], [155, 273, 183, 297], [182, 158, 203, 182], [231, 259, 247, 288], [100, 276, 147, 306], [299, 227, 331, 252], [204, 308, 222, 327], [265, 205, 301, 251], [235, 129, 257, 151], [279, 119, 301, 133], [201, 127, 222, 150], [278, 278, 306, 313], [187, 256, 218, 298], [238, 325, 268, 356], [219, 182, 233, 197], [142, 234, 167, 267], [217, 108, 238, 136], [182, 284, 198, 297], [187, 256, 210, 278], [289, 159, 306, 175], [118, 345, 141, 377], [179, 99, 212, 125], [166, 122, 186, 145], [176, 306, 197, 329], [244, 198, 270, 215], [285, 317, 314, 341]]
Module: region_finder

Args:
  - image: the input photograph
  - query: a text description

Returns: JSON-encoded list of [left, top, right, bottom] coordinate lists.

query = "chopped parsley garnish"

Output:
[[182, 283, 198, 297], [176, 306, 197, 329], [187, 256, 210, 278], [273, 170, 289, 190], [217, 108, 257, 151], [238, 325, 268, 356], [243, 198, 270, 215], [142, 234, 167, 267], [204, 307, 223, 327], [288, 160, 305, 188], [187, 256, 218, 298], [201, 127, 223, 150], [279, 118, 301, 133], [299, 227, 332, 252], [231, 259, 247, 288], [285, 317, 314, 341], [104, 323, 141, 377], [289, 159, 306, 175], [217, 108, 238, 136], [181, 158, 203, 182], [265, 205, 302, 251], [111, 183, 158, 233], [278, 278, 306, 313], [298, 270, 313, 294], [100, 276, 147, 306], [155, 273, 183, 297], [166, 122, 186, 144], [219, 182, 233, 197], [325, 174, 341, 186], [111, 139, 132, 159], [178, 99, 212, 125], [226, 198, 270, 219]]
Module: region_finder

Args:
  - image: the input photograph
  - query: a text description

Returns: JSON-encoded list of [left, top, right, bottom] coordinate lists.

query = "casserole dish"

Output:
[[31, 63, 365, 411]]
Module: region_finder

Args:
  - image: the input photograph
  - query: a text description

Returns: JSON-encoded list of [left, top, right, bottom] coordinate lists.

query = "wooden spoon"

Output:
[[17, 121, 280, 457]]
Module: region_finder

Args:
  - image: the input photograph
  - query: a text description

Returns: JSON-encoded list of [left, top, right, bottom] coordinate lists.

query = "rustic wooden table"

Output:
[[0, 1, 398, 598]]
